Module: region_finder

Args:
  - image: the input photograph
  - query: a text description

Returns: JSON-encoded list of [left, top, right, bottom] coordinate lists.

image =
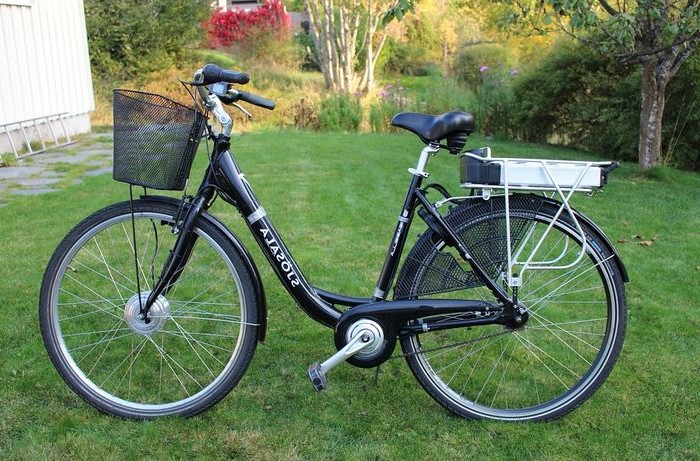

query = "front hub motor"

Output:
[[123, 291, 170, 336]]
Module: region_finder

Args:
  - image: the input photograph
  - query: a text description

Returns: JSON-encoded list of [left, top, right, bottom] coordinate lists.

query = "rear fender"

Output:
[[539, 195, 629, 283]]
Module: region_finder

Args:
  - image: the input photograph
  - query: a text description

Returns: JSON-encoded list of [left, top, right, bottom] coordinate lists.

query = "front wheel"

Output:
[[39, 199, 261, 418], [395, 194, 627, 421]]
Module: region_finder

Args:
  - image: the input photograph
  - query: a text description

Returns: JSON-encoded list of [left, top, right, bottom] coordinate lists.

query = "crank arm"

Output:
[[308, 328, 376, 391]]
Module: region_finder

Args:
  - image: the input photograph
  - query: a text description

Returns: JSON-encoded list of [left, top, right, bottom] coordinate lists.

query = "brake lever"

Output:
[[232, 102, 252, 120]]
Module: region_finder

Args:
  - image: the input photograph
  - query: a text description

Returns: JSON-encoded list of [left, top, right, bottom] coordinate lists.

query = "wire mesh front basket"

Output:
[[112, 89, 206, 190]]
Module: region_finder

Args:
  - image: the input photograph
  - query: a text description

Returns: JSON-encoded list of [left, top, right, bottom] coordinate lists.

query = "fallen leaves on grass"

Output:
[[617, 234, 658, 246]]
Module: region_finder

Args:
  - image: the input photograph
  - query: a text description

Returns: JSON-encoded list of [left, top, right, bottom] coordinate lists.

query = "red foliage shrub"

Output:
[[206, 0, 292, 48]]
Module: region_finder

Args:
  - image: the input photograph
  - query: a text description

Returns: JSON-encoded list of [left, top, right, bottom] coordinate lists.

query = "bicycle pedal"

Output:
[[307, 362, 328, 392]]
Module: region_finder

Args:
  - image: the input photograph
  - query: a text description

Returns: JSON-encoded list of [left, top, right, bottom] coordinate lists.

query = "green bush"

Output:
[[510, 40, 639, 160], [294, 28, 321, 72], [379, 13, 443, 76], [0, 153, 17, 167], [85, 0, 209, 79], [380, 38, 438, 76], [510, 39, 700, 170], [452, 43, 515, 90], [448, 43, 520, 136], [475, 70, 517, 138], [318, 94, 363, 132], [411, 78, 477, 117]]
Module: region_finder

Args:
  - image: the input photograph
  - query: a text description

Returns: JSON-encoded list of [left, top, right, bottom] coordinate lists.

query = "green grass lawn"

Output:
[[1, 131, 698, 460]]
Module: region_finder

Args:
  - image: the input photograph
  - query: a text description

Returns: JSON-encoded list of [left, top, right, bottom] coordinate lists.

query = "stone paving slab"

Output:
[[0, 132, 113, 200]]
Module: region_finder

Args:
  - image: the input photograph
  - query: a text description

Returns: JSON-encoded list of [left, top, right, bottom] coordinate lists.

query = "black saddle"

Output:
[[391, 111, 475, 154]]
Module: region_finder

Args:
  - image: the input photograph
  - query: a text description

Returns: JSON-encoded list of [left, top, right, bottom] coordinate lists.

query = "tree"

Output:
[[504, 1, 700, 170], [303, 0, 412, 92]]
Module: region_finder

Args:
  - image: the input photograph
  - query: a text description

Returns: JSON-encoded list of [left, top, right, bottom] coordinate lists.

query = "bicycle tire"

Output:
[[39, 198, 260, 419], [395, 194, 626, 421]]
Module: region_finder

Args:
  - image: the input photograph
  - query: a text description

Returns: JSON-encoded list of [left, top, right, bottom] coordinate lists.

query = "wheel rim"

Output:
[[401, 204, 623, 420], [46, 209, 249, 415]]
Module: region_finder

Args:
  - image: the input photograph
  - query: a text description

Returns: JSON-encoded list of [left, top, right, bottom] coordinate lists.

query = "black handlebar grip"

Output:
[[238, 91, 276, 110], [201, 63, 249, 85]]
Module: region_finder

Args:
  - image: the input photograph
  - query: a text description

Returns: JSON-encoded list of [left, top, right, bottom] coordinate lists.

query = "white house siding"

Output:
[[0, 0, 94, 154], [215, 0, 262, 12]]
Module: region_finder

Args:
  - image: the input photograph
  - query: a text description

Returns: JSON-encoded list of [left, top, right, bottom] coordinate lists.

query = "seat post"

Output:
[[409, 143, 441, 178]]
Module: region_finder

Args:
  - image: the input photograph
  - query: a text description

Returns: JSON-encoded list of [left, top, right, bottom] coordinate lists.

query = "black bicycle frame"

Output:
[[144, 135, 515, 334]]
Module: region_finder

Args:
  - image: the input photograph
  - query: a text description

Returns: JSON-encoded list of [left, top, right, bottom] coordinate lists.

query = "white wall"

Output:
[[0, 0, 94, 153]]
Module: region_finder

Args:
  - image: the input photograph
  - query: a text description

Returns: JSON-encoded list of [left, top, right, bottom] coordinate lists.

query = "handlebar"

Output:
[[192, 64, 276, 136], [200, 63, 250, 85], [193, 64, 275, 111]]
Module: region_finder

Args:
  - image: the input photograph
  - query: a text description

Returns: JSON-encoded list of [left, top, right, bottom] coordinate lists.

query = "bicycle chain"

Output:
[[388, 329, 510, 360]]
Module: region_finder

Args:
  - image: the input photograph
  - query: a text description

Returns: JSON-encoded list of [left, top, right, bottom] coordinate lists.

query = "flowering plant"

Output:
[[206, 0, 291, 48]]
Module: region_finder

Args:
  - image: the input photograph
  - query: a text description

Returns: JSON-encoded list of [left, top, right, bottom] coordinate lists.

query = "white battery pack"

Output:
[[460, 149, 617, 191], [498, 160, 604, 189]]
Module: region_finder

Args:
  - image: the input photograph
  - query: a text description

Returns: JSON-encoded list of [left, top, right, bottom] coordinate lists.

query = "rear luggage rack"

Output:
[[444, 147, 621, 288]]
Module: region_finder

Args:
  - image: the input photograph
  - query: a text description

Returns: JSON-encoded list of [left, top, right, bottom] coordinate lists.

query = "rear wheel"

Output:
[[396, 195, 626, 421], [39, 199, 260, 418]]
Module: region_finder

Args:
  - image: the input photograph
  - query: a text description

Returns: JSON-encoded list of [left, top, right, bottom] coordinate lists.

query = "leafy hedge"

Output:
[[85, 0, 209, 79], [509, 41, 638, 159]]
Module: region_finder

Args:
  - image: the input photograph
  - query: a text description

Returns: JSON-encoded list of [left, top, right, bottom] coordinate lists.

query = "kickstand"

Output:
[[372, 365, 381, 386]]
